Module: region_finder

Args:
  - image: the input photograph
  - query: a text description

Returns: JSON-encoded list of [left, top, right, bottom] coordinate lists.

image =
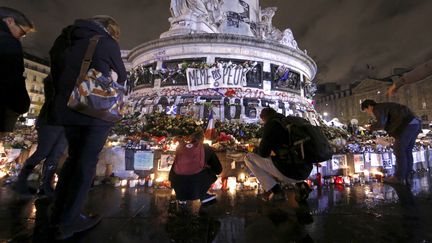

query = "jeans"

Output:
[[22, 125, 67, 170], [393, 122, 421, 181], [18, 124, 67, 186], [52, 125, 110, 226]]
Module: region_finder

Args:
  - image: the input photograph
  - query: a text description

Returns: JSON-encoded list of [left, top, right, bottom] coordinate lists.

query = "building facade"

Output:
[[315, 75, 432, 126], [23, 53, 50, 120]]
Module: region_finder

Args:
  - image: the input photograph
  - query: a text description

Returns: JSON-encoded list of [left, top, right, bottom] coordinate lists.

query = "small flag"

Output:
[[204, 111, 215, 140]]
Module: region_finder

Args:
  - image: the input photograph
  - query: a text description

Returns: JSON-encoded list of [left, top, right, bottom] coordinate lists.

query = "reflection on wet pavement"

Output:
[[0, 173, 431, 242]]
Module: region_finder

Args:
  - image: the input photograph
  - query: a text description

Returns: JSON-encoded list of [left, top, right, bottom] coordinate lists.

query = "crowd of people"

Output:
[[1, 6, 432, 240]]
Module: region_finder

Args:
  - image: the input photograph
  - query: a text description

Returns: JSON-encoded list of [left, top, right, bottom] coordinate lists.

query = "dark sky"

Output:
[[3, 0, 432, 85]]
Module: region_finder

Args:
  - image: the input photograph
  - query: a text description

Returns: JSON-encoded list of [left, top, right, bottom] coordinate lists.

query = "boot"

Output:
[[12, 165, 34, 195], [39, 165, 56, 198]]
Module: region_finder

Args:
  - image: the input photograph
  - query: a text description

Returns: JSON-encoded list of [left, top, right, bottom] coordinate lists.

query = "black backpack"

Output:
[[276, 116, 333, 164]]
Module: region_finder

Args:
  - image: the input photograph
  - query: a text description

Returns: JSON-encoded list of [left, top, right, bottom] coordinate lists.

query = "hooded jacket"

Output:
[[0, 21, 30, 114], [48, 19, 127, 126]]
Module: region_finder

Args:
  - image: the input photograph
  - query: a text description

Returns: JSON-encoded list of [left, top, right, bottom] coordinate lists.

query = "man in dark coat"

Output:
[[47, 16, 127, 240], [245, 107, 309, 202], [0, 7, 35, 135], [361, 99, 421, 185]]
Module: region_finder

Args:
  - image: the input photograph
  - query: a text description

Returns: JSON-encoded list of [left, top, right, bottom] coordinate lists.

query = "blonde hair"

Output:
[[89, 15, 120, 41], [0, 7, 35, 32]]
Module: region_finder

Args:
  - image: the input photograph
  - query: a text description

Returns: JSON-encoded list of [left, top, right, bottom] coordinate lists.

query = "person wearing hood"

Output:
[[47, 16, 126, 240], [0, 7, 35, 136]]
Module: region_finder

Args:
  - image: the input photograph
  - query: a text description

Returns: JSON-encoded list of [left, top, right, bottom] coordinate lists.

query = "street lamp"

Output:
[[323, 112, 328, 121]]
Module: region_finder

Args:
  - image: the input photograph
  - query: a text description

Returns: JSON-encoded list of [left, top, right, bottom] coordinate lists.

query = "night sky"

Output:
[[2, 0, 432, 85]]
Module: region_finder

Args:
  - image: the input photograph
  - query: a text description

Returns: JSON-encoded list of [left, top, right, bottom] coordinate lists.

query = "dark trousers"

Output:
[[393, 123, 421, 181], [20, 124, 67, 185], [170, 169, 217, 201], [52, 125, 110, 226]]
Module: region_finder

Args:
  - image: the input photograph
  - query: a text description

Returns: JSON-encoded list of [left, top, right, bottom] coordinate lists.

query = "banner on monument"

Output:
[[186, 67, 249, 91]]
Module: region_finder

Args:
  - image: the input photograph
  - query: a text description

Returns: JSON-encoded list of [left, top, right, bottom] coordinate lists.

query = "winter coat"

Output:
[[370, 102, 416, 138], [48, 19, 126, 126], [0, 21, 30, 115], [257, 113, 305, 178]]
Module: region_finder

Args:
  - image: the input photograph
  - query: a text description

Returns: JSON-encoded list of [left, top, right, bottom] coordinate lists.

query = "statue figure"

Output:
[[205, 0, 224, 25], [280, 28, 298, 49], [259, 7, 283, 41], [170, 0, 209, 18]]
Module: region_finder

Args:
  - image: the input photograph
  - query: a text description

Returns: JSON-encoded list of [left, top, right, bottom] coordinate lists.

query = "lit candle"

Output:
[[121, 179, 128, 187], [227, 177, 237, 191], [238, 173, 246, 182], [139, 179, 146, 186], [129, 179, 137, 188]]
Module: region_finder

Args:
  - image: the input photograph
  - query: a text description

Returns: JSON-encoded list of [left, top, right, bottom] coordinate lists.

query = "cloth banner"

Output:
[[186, 67, 248, 91]]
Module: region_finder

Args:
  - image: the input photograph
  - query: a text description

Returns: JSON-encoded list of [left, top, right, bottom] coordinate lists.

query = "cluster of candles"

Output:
[[114, 173, 166, 188]]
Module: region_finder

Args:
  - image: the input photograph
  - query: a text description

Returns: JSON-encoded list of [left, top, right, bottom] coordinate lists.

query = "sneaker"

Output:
[[200, 193, 217, 206], [294, 182, 312, 203]]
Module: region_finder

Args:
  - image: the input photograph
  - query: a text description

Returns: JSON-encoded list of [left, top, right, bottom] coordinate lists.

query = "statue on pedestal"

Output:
[[280, 28, 298, 49], [170, 0, 209, 18], [260, 7, 282, 41]]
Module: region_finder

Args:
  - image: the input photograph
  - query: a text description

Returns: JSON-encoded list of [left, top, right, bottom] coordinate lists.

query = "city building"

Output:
[[23, 53, 50, 123], [315, 74, 432, 126]]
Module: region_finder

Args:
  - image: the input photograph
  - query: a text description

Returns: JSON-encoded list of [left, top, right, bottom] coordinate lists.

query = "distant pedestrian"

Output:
[[361, 99, 421, 185], [0, 7, 35, 137]]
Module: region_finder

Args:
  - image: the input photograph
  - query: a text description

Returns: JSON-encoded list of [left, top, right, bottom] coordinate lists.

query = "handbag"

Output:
[[67, 36, 125, 122]]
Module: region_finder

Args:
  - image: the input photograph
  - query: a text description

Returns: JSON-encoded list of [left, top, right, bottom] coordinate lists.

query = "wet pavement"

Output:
[[1, 173, 432, 243]]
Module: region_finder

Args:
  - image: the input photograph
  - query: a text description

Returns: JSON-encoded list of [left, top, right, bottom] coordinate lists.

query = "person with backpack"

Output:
[[169, 129, 222, 208], [361, 99, 421, 185], [47, 16, 127, 240], [245, 107, 315, 202]]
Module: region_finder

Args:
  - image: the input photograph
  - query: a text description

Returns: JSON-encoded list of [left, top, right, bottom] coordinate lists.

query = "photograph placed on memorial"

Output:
[[159, 154, 175, 171]]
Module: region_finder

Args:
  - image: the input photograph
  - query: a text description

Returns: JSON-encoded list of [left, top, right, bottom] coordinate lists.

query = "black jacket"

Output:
[[371, 102, 416, 138], [48, 19, 127, 126], [258, 113, 288, 159], [0, 21, 30, 114], [257, 113, 312, 179]]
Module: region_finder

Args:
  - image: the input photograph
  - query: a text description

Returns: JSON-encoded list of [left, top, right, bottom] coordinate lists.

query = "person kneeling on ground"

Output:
[[169, 129, 222, 207], [245, 107, 311, 202]]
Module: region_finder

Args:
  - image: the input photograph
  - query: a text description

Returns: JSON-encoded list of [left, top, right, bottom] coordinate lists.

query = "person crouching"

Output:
[[169, 129, 222, 210]]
